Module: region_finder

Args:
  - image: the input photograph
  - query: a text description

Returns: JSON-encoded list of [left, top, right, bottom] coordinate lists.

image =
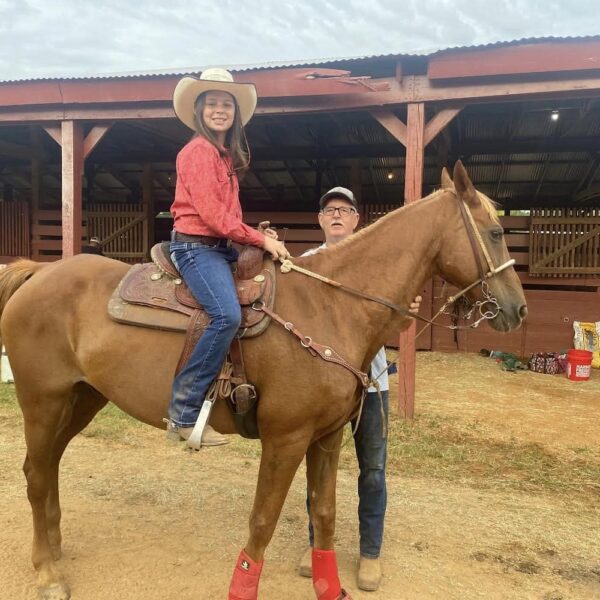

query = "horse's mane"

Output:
[[312, 186, 500, 258]]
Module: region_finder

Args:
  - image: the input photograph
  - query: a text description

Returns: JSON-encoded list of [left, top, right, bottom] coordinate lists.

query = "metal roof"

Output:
[[2, 35, 599, 84]]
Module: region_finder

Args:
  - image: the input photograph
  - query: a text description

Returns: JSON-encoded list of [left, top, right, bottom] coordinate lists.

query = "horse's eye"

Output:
[[490, 229, 503, 242]]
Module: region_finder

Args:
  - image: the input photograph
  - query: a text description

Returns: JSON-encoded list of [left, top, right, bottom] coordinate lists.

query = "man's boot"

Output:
[[357, 556, 382, 591], [298, 546, 312, 577]]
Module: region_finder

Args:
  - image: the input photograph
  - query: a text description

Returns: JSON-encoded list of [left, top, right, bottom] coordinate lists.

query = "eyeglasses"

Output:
[[321, 206, 357, 217]]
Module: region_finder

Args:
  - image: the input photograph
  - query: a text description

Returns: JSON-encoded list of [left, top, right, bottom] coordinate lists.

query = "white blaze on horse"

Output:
[[0, 162, 526, 600]]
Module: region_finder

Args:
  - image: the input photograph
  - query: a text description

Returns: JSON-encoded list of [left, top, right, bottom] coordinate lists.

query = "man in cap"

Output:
[[298, 186, 421, 591]]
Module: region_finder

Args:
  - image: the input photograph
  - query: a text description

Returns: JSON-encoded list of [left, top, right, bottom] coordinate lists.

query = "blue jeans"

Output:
[[168, 240, 240, 427], [308, 390, 389, 558]]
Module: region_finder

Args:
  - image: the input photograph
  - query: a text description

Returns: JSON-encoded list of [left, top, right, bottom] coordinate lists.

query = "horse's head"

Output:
[[435, 161, 527, 332]]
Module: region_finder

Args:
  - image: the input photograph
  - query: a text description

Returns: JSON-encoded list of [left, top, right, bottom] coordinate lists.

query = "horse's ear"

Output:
[[453, 160, 479, 208], [441, 167, 453, 190]]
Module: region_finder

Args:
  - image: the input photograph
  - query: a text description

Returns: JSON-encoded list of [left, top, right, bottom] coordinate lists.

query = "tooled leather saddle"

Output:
[[107, 240, 276, 438]]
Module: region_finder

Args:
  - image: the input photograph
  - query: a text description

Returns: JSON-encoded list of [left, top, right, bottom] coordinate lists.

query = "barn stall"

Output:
[[1, 36, 599, 413]]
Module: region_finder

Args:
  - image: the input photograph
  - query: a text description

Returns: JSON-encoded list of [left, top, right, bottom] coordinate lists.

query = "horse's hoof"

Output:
[[39, 582, 71, 600]]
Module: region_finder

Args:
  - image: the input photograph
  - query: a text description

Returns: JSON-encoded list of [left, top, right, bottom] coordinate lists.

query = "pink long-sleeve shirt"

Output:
[[171, 136, 265, 247]]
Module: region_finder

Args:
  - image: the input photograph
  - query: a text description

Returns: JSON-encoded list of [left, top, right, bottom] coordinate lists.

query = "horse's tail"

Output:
[[0, 259, 47, 320]]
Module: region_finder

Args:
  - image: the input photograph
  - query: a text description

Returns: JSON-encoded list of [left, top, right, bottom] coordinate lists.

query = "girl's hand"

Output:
[[409, 295, 422, 314], [264, 227, 279, 240], [263, 236, 290, 261]]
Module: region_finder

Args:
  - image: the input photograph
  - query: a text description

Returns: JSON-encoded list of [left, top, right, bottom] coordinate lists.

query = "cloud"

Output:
[[0, 0, 598, 80]]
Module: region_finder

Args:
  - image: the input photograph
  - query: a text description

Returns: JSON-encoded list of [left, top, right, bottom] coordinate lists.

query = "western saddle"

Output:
[[108, 239, 275, 438]]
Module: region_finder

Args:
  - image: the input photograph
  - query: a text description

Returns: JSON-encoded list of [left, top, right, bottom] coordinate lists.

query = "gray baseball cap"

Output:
[[319, 186, 358, 210]]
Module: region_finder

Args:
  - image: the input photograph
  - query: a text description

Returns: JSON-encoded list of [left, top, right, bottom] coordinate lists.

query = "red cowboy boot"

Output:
[[228, 549, 264, 600]]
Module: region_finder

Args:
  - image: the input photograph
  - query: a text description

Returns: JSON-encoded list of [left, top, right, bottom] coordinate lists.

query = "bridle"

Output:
[[277, 189, 515, 332], [250, 191, 517, 441]]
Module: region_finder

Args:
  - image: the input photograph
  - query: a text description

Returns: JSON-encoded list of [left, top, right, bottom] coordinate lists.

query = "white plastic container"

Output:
[[1, 346, 14, 383]]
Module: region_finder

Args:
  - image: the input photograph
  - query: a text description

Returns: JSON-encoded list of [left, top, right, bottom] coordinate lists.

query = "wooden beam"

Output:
[[84, 124, 112, 158], [398, 102, 425, 420], [61, 120, 84, 257], [43, 125, 62, 146], [423, 107, 463, 146], [370, 108, 407, 147], [404, 103, 425, 203], [371, 106, 463, 152], [0, 105, 175, 123], [2, 70, 600, 125], [0, 70, 387, 110], [428, 40, 600, 80], [256, 74, 600, 114]]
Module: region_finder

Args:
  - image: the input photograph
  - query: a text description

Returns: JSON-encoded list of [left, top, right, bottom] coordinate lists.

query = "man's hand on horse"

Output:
[[264, 227, 279, 240], [409, 295, 422, 314]]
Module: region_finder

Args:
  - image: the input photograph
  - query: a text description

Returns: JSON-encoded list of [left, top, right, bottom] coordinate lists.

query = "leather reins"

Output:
[[277, 191, 515, 332]]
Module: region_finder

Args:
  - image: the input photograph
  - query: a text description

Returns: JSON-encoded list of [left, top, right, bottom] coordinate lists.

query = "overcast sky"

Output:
[[0, 0, 598, 81]]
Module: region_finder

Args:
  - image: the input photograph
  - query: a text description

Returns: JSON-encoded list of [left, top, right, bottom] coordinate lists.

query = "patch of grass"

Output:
[[2, 379, 599, 500], [81, 403, 145, 441], [228, 435, 262, 458], [372, 413, 600, 497], [0, 383, 17, 408], [0, 384, 143, 441]]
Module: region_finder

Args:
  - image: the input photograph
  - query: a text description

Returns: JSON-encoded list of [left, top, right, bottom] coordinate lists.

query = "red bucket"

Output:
[[566, 349, 593, 381]]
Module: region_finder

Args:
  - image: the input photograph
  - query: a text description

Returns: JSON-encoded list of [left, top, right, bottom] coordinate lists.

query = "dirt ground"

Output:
[[1, 352, 599, 600]]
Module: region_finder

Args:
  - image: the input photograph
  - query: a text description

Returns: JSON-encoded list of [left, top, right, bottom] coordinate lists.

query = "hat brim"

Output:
[[173, 76, 257, 130], [319, 190, 357, 209]]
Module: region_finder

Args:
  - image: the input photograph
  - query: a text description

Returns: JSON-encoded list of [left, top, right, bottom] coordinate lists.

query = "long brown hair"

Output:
[[193, 92, 250, 174]]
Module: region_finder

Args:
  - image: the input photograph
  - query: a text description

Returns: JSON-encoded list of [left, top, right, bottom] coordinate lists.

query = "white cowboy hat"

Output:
[[173, 68, 257, 130]]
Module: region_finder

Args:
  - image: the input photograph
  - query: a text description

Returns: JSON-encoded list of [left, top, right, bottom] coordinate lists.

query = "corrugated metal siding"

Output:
[[3, 35, 599, 84]]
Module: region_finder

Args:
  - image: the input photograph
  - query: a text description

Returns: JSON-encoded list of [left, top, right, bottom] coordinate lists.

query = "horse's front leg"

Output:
[[306, 428, 352, 600], [228, 434, 309, 600]]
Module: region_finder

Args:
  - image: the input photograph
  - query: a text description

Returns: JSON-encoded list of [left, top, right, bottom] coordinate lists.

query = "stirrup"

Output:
[[186, 399, 214, 451]]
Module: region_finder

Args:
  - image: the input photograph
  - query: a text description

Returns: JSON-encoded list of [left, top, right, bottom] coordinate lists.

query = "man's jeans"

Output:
[[308, 390, 389, 558], [168, 241, 240, 427]]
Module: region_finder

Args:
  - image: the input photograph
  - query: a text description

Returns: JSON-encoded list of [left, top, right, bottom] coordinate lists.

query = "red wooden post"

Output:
[[398, 103, 425, 419], [61, 120, 84, 258]]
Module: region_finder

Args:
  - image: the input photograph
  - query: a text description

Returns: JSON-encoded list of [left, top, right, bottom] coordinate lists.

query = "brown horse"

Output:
[[0, 163, 526, 600]]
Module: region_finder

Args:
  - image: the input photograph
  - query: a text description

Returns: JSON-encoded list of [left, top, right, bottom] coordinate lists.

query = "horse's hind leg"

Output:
[[21, 389, 73, 600], [45, 384, 108, 559], [21, 384, 106, 600], [305, 428, 348, 599], [228, 434, 309, 600]]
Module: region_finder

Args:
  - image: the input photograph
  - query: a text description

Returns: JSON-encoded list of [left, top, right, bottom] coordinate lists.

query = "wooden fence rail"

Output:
[[529, 207, 600, 277], [0, 201, 30, 261]]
